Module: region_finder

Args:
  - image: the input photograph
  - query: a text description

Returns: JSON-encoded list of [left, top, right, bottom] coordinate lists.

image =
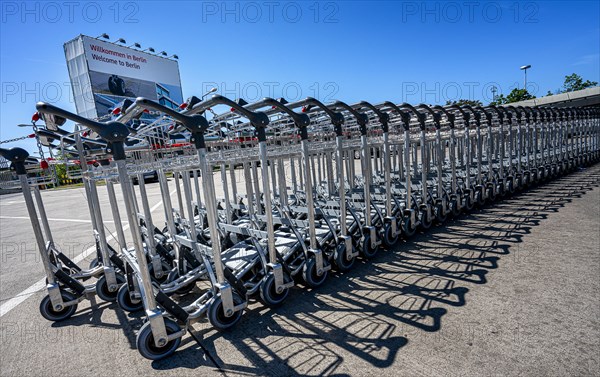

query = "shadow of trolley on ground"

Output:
[[56, 167, 599, 376]]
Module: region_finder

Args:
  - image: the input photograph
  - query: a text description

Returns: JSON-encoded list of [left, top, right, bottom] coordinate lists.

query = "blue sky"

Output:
[[1, 0, 599, 153]]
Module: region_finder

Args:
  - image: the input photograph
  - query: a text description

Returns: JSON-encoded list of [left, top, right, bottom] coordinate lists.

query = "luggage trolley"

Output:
[[1, 121, 128, 323], [287, 97, 359, 269], [2, 97, 594, 363], [379, 102, 421, 236], [355, 101, 400, 246], [0, 146, 97, 321], [185, 95, 298, 306], [246, 97, 336, 285], [328, 101, 382, 258], [36, 101, 236, 360]]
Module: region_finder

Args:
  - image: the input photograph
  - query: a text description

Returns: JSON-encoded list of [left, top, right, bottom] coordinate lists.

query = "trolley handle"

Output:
[[134, 97, 208, 132], [329, 101, 369, 132], [446, 104, 471, 127], [247, 97, 310, 128], [287, 97, 345, 136], [476, 106, 494, 124], [516, 106, 530, 122], [417, 104, 442, 130], [485, 106, 505, 123], [382, 102, 412, 131], [35, 102, 130, 144], [115, 98, 145, 124], [460, 105, 481, 127], [432, 105, 456, 129], [399, 103, 427, 128], [504, 105, 521, 124], [188, 95, 269, 129], [36, 129, 107, 149], [539, 107, 551, 122], [498, 106, 512, 128], [0, 147, 29, 175], [36, 102, 132, 160], [246, 97, 311, 139], [354, 101, 390, 132], [546, 106, 560, 122]]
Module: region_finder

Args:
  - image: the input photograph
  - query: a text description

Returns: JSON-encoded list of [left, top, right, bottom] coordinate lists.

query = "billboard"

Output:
[[64, 35, 183, 120]]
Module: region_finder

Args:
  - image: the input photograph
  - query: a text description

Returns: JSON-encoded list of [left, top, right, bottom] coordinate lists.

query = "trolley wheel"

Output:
[[39, 291, 78, 322], [476, 190, 485, 207], [420, 210, 433, 230], [507, 180, 515, 195], [435, 205, 447, 224], [402, 218, 417, 238], [359, 234, 379, 259], [450, 200, 461, 217], [487, 187, 496, 202], [303, 256, 329, 288], [260, 272, 290, 307], [381, 223, 399, 248], [117, 284, 143, 313], [96, 274, 126, 302], [149, 262, 171, 284], [333, 242, 355, 272], [464, 196, 475, 211], [89, 258, 100, 269], [208, 293, 244, 330], [136, 318, 182, 360]]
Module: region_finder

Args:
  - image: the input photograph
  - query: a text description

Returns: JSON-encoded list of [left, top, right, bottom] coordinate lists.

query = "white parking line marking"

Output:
[[0, 189, 175, 318], [0, 216, 118, 224], [0, 200, 25, 205]]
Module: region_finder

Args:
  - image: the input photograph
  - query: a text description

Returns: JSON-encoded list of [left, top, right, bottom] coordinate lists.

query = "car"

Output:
[[132, 170, 158, 184]]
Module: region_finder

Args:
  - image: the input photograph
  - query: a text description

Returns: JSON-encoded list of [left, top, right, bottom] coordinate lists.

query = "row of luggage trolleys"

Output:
[[1, 96, 598, 360]]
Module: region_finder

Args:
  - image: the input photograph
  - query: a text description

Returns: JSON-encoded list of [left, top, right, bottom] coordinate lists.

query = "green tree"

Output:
[[561, 73, 598, 92], [445, 99, 483, 107], [489, 88, 535, 105]]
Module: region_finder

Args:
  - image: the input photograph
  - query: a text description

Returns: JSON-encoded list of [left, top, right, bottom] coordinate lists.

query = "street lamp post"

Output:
[[491, 86, 498, 102], [520, 65, 531, 91]]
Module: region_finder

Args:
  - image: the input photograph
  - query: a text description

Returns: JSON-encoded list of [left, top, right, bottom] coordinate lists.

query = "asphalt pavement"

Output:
[[0, 165, 598, 376]]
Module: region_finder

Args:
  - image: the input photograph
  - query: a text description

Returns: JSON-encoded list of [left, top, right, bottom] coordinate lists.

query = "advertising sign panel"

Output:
[[64, 35, 183, 119]]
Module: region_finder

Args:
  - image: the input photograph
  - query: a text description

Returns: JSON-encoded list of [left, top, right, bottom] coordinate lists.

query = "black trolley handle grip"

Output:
[[0, 147, 30, 175], [188, 95, 269, 128], [36, 102, 131, 160]]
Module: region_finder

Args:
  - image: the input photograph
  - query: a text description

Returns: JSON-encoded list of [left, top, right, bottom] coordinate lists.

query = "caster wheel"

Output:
[[476, 191, 485, 207], [381, 223, 399, 248], [89, 258, 100, 269], [96, 274, 126, 302], [136, 318, 182, 360], [39, 291, 78, 322], [435, 205, 447, 224], [208, 293, 244, 330], [334, 243, 355, 272], [464, 197, 475, 211], [359, 234, 379, 259], [402, 218, 417, 237], [507, 181, 515, 194], [149, 262, 172, 284], [487, 187, 496, 202], [450, 201, 461, 217], [259, 272, 290, 307], [420, 211, 433, 230], [303, 257, 329, 288], [117, 284, 143, 312]]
